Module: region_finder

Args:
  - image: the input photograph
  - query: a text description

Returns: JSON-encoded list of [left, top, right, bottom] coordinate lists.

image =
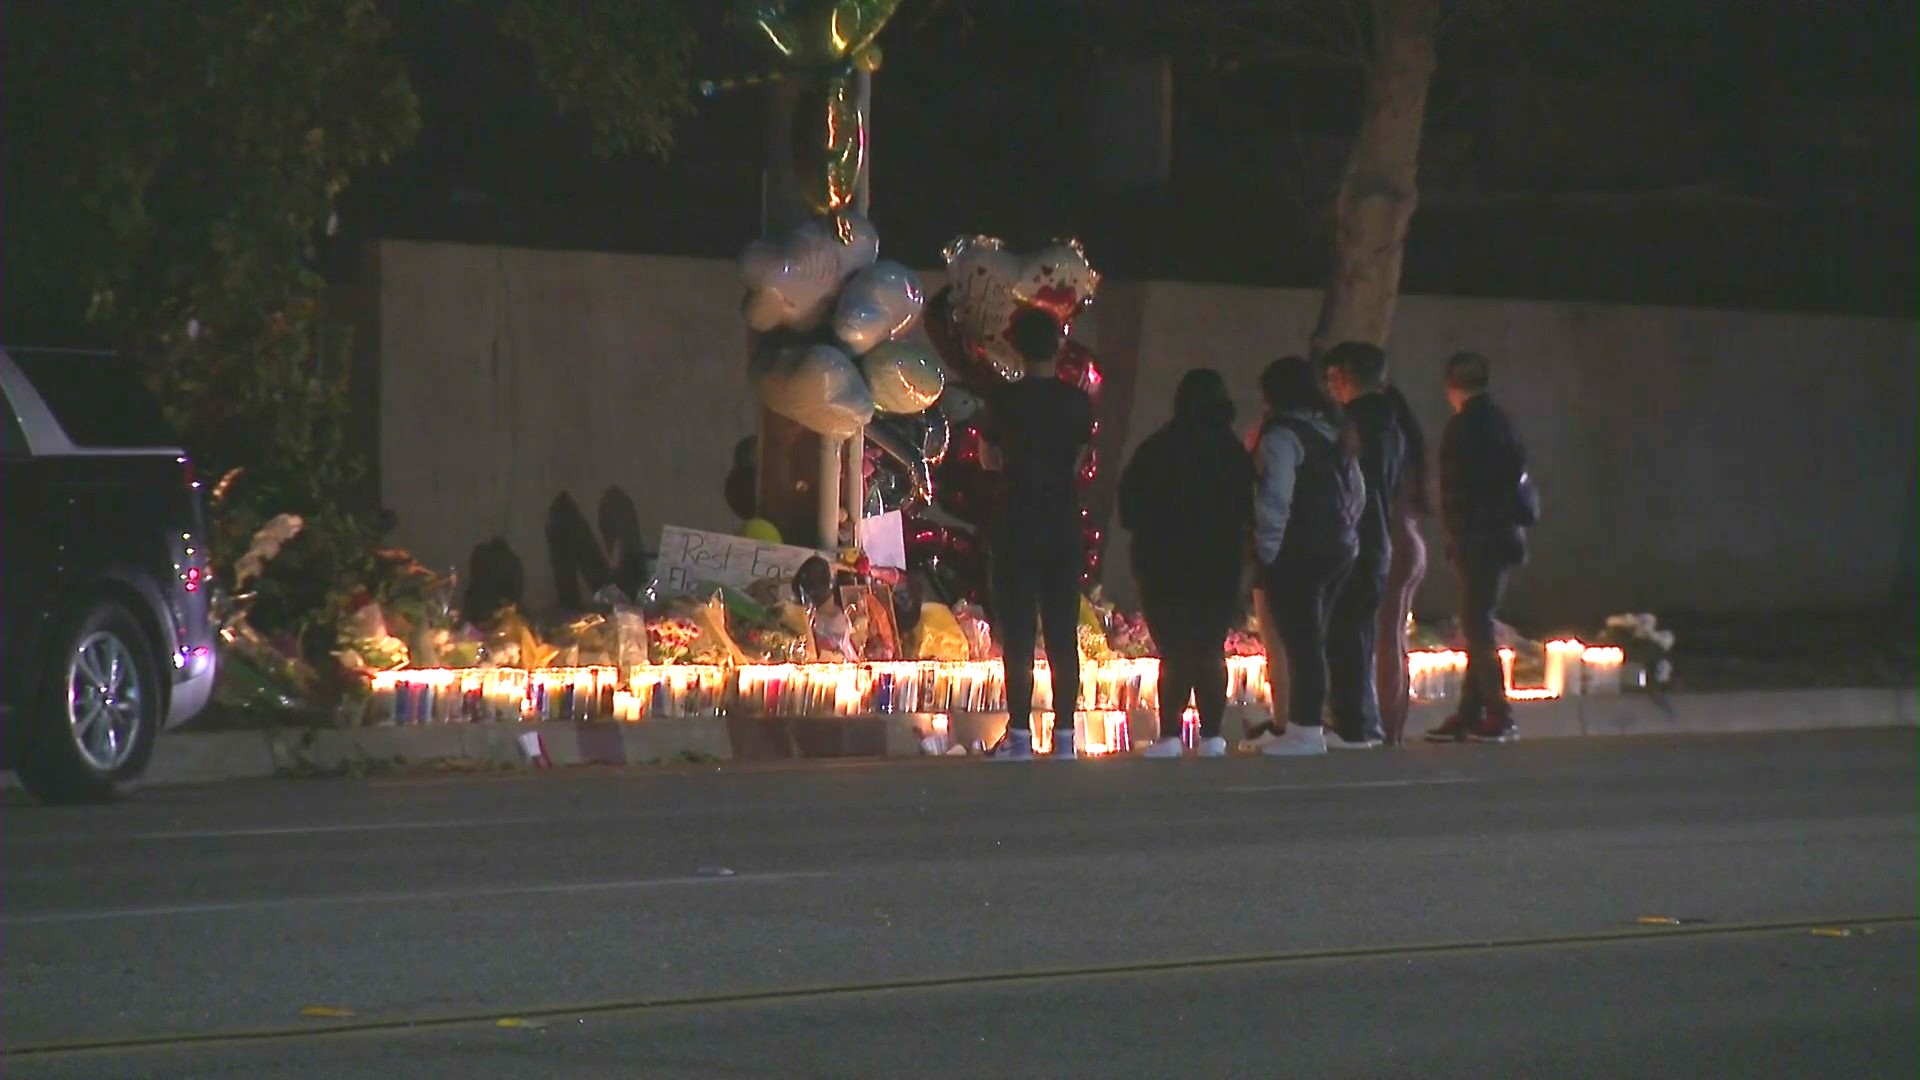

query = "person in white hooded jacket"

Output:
[[1245, 356, 1365, 757]]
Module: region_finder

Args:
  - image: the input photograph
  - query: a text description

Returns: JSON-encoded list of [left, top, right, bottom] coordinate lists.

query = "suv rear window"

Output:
[[10, 350, 179, 449]]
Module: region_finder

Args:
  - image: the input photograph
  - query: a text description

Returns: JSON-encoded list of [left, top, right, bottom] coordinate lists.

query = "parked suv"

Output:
[[0, 347, 216, 802]]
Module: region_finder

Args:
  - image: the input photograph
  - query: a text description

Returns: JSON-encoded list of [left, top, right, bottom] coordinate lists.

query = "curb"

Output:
[[8, 688, 1912, 790]]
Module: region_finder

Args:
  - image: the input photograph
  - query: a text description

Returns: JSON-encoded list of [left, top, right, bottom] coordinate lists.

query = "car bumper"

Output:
[[166, 664, 216, 729]]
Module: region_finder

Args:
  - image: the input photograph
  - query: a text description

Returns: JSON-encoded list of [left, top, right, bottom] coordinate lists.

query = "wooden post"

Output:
[[755, 78, 827, 548]]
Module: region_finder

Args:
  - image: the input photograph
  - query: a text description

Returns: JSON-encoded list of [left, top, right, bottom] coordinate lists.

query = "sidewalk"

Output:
[[24, 685, 1904, 790]]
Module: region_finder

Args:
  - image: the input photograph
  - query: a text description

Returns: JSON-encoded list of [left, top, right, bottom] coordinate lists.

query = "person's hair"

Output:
[[1383, 384, 1434, 516], [1322, 341, 1388, 391], [1007, 307, 1063, 366], [1260, 355, 1357, 455], [1172, 367, 1236, 427], [1443, 351, 1491, 392]]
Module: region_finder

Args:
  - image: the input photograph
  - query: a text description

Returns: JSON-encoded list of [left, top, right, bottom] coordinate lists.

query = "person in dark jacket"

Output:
[[980, 308, 1095, 760], [1247, 356, 1364, 757], [1375, 383, 1432, 746], [1426, 351, 1532, 744], [1321, 343, 1405, 750], [1119, 369, 1255, 759]]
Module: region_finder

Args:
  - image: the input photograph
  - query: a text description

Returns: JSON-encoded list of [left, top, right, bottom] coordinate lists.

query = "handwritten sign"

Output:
[[653, 525, 824, 598], [858, 510, 907, 570]]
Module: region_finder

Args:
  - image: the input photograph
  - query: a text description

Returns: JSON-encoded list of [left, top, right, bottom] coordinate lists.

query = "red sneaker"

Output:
[[1423, 713, 1474, 743]]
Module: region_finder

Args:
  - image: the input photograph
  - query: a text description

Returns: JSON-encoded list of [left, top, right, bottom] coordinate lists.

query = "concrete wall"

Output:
[[373, 240, 1918, 624], [376, 242, 757, 608]]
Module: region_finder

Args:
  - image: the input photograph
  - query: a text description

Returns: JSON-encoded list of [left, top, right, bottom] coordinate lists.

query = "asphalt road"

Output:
[[3, 731, 1915, 1078]]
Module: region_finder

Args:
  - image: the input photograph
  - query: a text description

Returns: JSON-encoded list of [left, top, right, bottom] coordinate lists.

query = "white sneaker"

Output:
[[1326, 731, 1382, 751], [986, 728, 1033, 760], [1048, 729, 1078, 759], [1258, 725, 1327, 757], [1197, 735, 1229, 758], [1143, 736, 1185, 759]]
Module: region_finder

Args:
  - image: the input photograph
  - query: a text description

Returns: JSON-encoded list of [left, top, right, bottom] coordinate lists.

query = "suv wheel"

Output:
[[16, 600, 161, 804]]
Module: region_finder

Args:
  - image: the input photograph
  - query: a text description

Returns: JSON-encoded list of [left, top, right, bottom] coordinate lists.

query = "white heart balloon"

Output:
[[942, 234, 1100, 380], [751, 342, 875, 439], [832, 260, 925, 355], [860, 339, 945, 415], [739, 213, 880, 334]]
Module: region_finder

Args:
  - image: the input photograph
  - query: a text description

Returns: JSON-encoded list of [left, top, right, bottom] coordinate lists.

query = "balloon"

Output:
[[733, 0, 903, 69], [739, 213, 879, 333], [741, 518, 784, 544], [833, 260, 925, 355], [919, 405, 951, 467], [939, 384, 982, 424], [860, 339, 944, 414], [942, 234, 1102, 380], [865, 414, 933, 507], [792, 73, 866, 217], [751, 342, 875, 438]]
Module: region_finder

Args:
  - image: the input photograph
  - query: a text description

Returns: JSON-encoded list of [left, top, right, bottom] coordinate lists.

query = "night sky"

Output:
[[338, 2, 1915, 316]]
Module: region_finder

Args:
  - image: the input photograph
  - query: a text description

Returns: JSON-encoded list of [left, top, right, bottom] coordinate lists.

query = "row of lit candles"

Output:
[[365, 645, 1627, 725]]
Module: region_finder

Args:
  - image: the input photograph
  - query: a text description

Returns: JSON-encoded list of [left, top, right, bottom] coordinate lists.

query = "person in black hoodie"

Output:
[[1119, 369, 1255, 759], [1426, 351, 1534, 744], [1321, 343, 1405, 750]]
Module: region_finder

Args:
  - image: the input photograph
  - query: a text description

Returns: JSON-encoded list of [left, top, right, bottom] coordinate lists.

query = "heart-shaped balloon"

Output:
[[733, 0, 903, 68], [751, 342, 875, 438], [833, 260, 925, 355], [942, 234, 1101, 380], [860, 338, 944, 414], [740, 213, 879, 333]]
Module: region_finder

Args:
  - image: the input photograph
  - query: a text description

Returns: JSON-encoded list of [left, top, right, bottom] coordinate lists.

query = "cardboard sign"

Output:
[[653, 525, 824, 598]]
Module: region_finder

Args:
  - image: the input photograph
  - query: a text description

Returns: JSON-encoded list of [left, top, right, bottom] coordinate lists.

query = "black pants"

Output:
[[992, 545, 1081, 733], [1263, 548, 1354, 731], [1327, 560, 1388, 743], [1140, 584, 1233, 741], [1455, 550, 1515, 722]]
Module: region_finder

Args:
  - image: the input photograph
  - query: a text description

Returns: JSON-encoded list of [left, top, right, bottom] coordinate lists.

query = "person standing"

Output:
[[980, 308, 1095, 759], [1375, 382, 1432, 746], [1241, 405, 1291, 745], [1118, 369, 1255, 759], [1321, 343, 1404, 751], [1426, 352, 1534, 744], [1248, 356, 1364, 757]]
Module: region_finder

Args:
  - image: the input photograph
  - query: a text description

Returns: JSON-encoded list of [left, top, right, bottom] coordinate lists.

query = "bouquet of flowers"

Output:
[[1599, 613, 1676, 686], [1107, 611, 1156, 658]]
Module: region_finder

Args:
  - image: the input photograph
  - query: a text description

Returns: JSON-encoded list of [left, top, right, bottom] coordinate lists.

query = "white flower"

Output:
[[326, 211, 340, 237], [1654, 659, 1673, 684], [1634, 613, 1658, 637], [187, 318, 201, 340], [1652, 630, 1676, 652]]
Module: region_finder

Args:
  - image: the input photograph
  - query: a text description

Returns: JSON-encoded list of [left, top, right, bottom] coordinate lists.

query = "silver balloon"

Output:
[[866, 416, 932, 508], [860, 339, 945, 415], [751, 342, 875, 439], [940, 385, 983, 424], [739, 213, 880, 334], [919, 405, 950, 467], [832, 260, 924, 355]]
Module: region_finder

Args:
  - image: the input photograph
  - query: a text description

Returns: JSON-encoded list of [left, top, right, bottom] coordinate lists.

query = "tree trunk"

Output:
[[1309, 0, 1438, 358]]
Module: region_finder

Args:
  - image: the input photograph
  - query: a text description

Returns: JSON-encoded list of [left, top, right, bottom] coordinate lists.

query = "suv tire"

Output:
[[16, 599, 161, 804]]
